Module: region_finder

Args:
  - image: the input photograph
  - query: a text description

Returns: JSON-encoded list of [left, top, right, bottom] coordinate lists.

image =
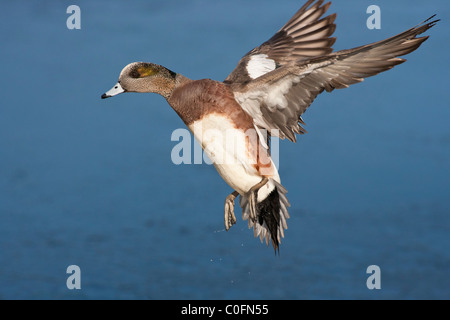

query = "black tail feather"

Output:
[[257, 188, 281, 254], [239, 179, 290, 254]]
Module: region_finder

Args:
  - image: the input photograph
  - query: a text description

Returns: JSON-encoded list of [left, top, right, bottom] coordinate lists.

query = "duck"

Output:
[[101, 0, 438, 253]]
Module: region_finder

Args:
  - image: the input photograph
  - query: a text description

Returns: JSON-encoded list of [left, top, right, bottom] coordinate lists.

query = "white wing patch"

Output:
[[246, 54, 276, 79], [234, 60, 332, 139]]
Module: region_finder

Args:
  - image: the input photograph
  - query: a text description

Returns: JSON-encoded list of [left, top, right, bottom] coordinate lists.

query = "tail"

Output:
[[240, 179, 290, 253]]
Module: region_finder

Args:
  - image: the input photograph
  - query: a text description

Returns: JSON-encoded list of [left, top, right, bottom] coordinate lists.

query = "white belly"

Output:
[[188, 113, 280, 198]]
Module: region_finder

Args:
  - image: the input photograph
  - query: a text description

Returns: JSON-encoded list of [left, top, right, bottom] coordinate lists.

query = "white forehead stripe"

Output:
[[246, 54, 276, 79]]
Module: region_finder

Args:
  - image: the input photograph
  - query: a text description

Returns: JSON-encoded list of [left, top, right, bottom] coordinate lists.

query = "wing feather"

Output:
[[230, 16, 438, 142], [224, 0, 336, 84]]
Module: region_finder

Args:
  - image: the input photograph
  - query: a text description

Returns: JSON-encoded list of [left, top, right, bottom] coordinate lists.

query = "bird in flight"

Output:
[[102, 0, 438, 253]]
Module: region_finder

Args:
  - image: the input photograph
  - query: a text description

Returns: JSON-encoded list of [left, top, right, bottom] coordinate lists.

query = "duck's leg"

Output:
[[224, 191, 239, 231], [248, 177, 269, 223]]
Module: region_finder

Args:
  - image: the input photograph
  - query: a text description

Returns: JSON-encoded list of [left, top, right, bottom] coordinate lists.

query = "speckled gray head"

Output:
[[101, 62, 177, 99]]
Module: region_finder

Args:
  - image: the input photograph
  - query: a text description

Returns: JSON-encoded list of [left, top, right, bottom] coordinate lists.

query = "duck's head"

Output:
[[101, 62, 177, 100]]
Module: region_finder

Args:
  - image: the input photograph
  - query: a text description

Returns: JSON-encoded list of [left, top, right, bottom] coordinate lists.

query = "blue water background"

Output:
[[0, 0, 449, 299]]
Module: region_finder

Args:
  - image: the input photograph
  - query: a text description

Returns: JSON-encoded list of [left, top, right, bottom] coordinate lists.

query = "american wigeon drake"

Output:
[[102, 0, 437, 252]]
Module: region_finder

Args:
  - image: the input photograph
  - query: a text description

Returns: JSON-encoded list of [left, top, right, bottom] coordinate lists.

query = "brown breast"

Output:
[[168, 78, 254, 128], [167, 78, 274, 177]]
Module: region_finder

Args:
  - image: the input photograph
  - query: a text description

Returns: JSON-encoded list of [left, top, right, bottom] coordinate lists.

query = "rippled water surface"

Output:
[[0, 0, 449, 299]]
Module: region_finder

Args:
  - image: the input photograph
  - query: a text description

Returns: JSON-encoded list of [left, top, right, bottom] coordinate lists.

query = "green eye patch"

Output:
[[131, 65, 159, 78], [137, 66, 158, 77]]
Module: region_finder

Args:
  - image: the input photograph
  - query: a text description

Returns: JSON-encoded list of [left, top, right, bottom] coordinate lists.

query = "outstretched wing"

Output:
[[224, 0, 336, 84], [230, 16, 438, 142]]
